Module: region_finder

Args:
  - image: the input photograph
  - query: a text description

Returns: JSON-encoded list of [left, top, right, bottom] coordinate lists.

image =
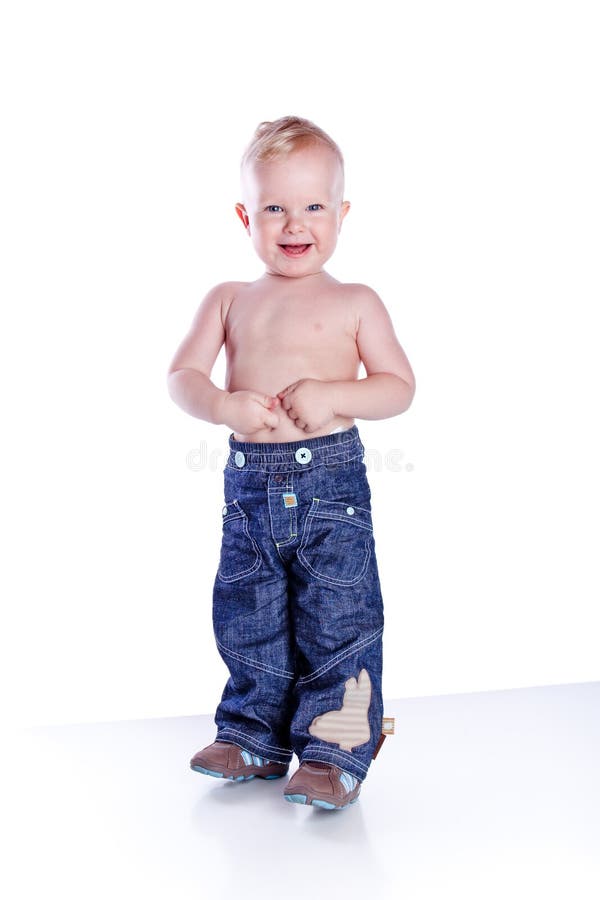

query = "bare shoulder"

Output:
[[209, 280, 249, 300], [334, 281, 390, 326], [340, 281, 388, 309], [195, 279, 245, 306], [195, 280, 248, 325]]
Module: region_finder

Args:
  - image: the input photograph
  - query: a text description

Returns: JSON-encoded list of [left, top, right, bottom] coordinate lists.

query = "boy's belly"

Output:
[[226, 359, 357, 443], [231, 416, 355, 443]]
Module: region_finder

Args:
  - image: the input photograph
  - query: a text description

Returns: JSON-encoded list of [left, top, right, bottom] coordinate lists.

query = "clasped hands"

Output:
[[221, 378, 337, 435]]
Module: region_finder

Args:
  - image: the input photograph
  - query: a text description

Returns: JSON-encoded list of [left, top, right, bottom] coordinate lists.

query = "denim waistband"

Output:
[[225, 425, 364, 473]]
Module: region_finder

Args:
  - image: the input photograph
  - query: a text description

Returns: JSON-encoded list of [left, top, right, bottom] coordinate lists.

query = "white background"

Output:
[[2, 0, 598, 727]]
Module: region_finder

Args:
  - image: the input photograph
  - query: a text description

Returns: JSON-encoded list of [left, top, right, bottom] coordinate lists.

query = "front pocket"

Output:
[[217, 499, 263, 583], [297, 498, 374, 586]]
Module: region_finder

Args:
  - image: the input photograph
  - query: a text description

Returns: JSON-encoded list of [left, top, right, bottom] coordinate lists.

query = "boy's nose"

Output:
[[284, 220, 306, 234], [284, 212, 306, 232]]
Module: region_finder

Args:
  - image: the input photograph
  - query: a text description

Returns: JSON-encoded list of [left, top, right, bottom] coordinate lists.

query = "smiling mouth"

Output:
[[279, 244, 312, 256]]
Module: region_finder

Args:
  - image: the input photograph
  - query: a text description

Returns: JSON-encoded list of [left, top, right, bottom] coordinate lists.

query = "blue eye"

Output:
[[307, 204, 323, 211], [265, 205, 283, 213]]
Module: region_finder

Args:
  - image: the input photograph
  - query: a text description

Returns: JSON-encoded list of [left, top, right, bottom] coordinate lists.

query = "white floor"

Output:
[[7, 682, 600, 900]]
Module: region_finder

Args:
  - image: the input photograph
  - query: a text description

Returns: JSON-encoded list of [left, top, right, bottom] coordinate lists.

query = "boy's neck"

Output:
[[262, 269, 331, 284]]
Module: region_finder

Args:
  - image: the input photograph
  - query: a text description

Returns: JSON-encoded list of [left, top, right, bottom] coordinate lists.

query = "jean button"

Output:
[[295, 447, 312, 464], [234, 451, 245, 468], [346, 506, 355, 515]]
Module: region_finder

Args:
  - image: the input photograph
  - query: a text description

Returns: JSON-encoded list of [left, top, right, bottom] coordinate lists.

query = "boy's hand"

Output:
[[277, 379, 336, 433], [220, 391, 280, 434]]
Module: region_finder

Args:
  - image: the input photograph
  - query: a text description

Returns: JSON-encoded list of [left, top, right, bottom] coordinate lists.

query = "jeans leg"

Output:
[[288, 464, 385, 782], [211, 475, 295, 765]]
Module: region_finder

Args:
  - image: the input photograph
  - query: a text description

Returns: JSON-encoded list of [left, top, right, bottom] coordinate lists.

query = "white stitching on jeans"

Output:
[[226, 447, 364, 471], [296, 626, 384, 685], [216, 638, 295, 679], [217, 501, 263, 582], [217, 727, 293, 756], [297, 499, 373, 586], [302, 750, 369, 775]]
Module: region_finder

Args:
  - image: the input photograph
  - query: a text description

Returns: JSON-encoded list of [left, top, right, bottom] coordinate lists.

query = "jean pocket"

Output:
[[217, 499, 263, 583], [297, 498, 374, 586]]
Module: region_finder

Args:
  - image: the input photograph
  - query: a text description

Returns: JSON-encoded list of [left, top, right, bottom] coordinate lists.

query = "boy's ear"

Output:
[[338, 200, 351, 230], [235, 203, 250, 233]]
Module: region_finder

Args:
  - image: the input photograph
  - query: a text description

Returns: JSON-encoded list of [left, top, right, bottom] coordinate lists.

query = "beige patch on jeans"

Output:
[[308, 668, 372, 751]]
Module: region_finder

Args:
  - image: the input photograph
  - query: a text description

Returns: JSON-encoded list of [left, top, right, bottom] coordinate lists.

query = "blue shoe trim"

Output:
[[339, 770, 359, 793], [191, 765, 224, 778], [284, 791, 359, 809]]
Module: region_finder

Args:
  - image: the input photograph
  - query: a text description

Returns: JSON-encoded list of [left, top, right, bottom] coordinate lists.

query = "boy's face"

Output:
[[236, 142, 350, 278]]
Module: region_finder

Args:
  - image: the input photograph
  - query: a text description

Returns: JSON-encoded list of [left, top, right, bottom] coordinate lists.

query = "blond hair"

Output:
[[240, 115, 345, 172]]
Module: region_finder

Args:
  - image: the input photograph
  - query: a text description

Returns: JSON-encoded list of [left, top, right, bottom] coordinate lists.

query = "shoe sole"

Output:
[[283, 792, 360, 810], [191, 764, 287, 782]]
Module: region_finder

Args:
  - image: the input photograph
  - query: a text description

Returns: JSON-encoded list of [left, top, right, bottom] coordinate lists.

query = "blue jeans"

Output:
[[211, 425, 384, 783]]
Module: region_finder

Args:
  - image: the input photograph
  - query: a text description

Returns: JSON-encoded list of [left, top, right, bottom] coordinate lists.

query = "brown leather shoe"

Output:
[[283, 761, 361, 809], [190, 740, 289, 781]]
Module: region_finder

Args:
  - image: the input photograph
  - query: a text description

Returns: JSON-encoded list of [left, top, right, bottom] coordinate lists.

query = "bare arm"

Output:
[[330, 286, 416, 419], [166, 282, 232, 422], [166, 282, 280, 431], [330, 373, 414, 420]]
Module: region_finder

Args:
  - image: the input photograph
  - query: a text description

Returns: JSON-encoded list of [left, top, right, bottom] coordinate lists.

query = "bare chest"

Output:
[[225, 289, 357, 357]]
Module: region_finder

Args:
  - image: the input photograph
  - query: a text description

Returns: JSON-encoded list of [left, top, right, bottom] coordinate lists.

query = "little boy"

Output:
[[167, 116, 415, 810]]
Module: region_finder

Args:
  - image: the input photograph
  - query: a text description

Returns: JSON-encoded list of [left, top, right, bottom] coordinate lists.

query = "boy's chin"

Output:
[[262, 253, 330, 278]]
